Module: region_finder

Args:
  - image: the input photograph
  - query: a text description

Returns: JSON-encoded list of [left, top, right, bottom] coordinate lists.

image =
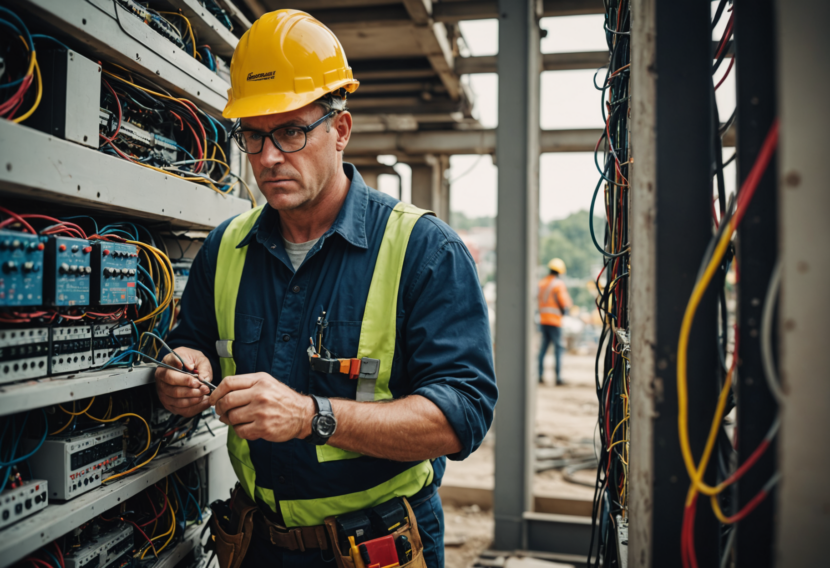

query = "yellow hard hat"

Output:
[[548, 258, 566, 274], [223, 10, 359, 119]]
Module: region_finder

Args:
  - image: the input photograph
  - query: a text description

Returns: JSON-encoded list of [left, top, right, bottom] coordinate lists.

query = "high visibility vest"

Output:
[[213, 202, 435, 527], [538, 274, 567, 327]]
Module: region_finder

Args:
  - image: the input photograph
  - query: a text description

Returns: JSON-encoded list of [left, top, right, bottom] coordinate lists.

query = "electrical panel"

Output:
[[50, 325, 93, 375], [27, 49, 101, 149], [91, 323, 132, 368], [0, 480, 48, 530], [44, 237, 92, 306], [0, 327, 49, 384], [65, 523, 133, 568], [27, 425, 126, 501], [172, 259, 193, 299], [98, 109, 178, 166], [90, 243, 138, 306], [0, 230, 47, 307]]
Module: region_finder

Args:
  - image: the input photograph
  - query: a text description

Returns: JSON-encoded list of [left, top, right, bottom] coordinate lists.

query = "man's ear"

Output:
[[334, 111, 352, 152]]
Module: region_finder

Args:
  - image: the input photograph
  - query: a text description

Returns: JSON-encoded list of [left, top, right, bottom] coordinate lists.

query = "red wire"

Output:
[[0, 206, 37, 234], [23, 559, 51, 568], [52, 543, 65, 568], [715, 14, 734, 61], [122, 518, 158, 556], [715, 57, 735, 91], [0, 75, 33, 116], [99, 80, 122, 144]]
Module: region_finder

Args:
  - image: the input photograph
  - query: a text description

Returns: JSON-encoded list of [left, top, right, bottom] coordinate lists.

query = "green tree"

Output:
[[539, 210, 605, 281], [450, 211, 495, 232]]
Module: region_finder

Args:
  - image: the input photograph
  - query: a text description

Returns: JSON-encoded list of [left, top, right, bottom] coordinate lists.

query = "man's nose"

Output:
[[258, 136, 285, 168]]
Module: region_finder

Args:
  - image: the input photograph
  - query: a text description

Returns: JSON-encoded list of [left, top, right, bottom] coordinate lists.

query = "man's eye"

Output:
[[244, 132, 263, 141], [284, 128, 300, 137]]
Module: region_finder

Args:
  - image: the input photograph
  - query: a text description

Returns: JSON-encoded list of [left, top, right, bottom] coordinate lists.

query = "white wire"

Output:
[[761, 259, 784, 404]]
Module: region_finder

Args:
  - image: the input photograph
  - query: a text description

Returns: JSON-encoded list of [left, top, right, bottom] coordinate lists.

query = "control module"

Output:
[[0, 230, 46, 307], [0, 479, 48, 530], [91, 243, 138, 306], [27, 425, 126, 501], [44, 237, 92, 306]]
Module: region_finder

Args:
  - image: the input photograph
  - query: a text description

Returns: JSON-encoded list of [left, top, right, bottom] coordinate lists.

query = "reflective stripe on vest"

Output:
[[214, 201, 435, 527]]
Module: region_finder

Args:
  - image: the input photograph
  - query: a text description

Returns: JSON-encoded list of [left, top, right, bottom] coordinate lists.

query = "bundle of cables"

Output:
[[97, 66, 255, 205], [0, 6, 42, 124], [0, 408, 48, 496], [677, 120, 780, 568], [0, 208, 175, 332], [585, 1, 631, 566]]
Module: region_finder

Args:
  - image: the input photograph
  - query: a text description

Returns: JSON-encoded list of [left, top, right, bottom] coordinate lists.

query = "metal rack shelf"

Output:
[[0, 367, 156, 418], [0, 427, 228, 568], [7, 0, 229, 117], [161, 0, 239, 58], [0, 120, 252, 231]]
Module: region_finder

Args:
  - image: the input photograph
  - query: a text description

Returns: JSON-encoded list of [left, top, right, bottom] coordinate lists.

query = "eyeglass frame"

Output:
[[230, 110, 338, 155]]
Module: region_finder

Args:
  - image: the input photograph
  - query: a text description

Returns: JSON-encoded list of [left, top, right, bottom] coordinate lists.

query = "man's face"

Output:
[[241, 103, 351, 211]]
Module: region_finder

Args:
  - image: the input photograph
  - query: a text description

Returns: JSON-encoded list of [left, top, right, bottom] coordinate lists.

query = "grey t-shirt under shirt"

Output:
[[283, 237, 319, 271]]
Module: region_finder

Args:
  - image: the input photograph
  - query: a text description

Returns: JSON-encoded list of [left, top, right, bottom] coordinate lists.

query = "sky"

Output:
[[382, 13, 737, 223]]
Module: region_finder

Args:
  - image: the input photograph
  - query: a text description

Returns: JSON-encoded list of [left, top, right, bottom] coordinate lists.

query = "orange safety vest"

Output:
[[538, 274, 571, 327]]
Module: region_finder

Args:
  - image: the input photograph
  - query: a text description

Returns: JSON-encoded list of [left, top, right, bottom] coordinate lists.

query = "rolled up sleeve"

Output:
[[403, 238, 498, 461]]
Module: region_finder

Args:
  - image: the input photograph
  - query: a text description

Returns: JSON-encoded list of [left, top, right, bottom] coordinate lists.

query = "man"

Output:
[[154, 10, 497, 568], [538, 258, 572, 385]]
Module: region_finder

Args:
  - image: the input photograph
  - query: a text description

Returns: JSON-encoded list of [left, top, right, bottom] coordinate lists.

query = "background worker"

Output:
[[538, 258, 573, 386], [153, 10, 497, 568]]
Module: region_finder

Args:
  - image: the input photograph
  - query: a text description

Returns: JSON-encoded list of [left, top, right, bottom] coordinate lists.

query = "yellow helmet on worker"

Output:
[[548, 258, 567, 275], [222, 9, 359, 119]]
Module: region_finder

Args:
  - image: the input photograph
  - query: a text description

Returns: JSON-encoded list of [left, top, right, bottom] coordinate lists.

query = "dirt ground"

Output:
[[442, 350, 600, 568]]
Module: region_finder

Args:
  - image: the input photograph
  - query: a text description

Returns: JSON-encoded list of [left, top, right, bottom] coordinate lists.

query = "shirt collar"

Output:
[[236, 162, 369, 250]]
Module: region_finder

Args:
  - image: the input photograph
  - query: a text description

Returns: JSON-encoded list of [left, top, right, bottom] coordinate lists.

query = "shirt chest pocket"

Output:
[[231, 313, 264, 376], [309, 320, 362, 400]]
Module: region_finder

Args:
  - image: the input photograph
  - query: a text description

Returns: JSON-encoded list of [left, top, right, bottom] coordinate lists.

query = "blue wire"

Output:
[[32, 34, 70, 51], [171, 142, 196, 163], [0, 409, 48, 468], [0, 7, 33, 51], [61, 216, 100, 235], [137, 264, 154, 286], [171, 476, 186, 522], [137, 281, 159, 308], [44, 549, 61, 568]]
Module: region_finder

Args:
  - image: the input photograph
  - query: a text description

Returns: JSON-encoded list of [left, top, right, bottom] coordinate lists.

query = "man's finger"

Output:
[[158, 367, 204, 389], [233, 422, 259, 440], [209, 374, 258, 405], [214, 391, 252, 417], [159, 392, 207, 409], [157, 383, 205, 399]]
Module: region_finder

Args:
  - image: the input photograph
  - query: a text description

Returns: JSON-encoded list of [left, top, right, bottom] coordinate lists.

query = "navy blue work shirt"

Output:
[[167, 163, 498, 501]]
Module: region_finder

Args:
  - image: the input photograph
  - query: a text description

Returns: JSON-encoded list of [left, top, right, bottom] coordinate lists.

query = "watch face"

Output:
[[316, 414, 337, 437]]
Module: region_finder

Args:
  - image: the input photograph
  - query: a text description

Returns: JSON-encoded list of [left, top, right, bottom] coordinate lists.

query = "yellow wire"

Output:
[[103, 440, 160, 485], [141, 480, 177, 558], [50, 412, 75, 436], [59, 397, 96, 416], [609, 415, 629, 446], [12, 36, 41, 123], [85, 411, 151, 457], [607, 438, 628, 452], [157, 12, 197, 58], [677, 219, 737, 504], [154, 486, 178, 555]]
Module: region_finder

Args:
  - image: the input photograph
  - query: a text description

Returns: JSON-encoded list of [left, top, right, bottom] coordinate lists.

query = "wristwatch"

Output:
[[305, 394, 337, 445]]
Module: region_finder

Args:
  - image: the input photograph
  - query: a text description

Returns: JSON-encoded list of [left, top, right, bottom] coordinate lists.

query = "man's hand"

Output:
[[209, 373, 314, 442], [155, 347, 213, 418]]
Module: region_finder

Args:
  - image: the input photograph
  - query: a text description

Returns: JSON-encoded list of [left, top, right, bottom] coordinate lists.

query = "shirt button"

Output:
[[282, 334, 291, 342], [278, 476, 287, 484], [292, 285, 300, 293]]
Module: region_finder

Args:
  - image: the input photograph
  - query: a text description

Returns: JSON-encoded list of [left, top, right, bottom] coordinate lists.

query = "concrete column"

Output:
[[775, 1, 830, 565], [408, 155, 450, 220], [493, 0, 540, 551]]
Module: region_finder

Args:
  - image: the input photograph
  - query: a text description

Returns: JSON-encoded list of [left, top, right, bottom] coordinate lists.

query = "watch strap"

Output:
[[305, 395, 335, 445]]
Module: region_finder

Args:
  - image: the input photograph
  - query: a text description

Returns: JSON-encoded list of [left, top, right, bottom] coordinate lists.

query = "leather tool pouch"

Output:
[[208, 486, 258, 568], [324, 497, 428, 568]]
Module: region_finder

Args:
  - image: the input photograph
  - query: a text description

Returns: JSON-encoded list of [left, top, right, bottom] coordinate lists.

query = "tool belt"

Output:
[[208, 484, 427, 568]]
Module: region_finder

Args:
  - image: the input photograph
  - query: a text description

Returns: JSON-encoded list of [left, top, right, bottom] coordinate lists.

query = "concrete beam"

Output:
[[347, 125, 734, 156], [407, 155, 450, 221], [457, 51, 610, 74], [433, 0, 603, 23]]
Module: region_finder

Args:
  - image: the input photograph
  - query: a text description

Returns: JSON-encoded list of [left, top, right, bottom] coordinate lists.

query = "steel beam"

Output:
[[733, 1, 779, 566], [493, 0, 539, 551], [408, 155, 449, 220], [775, 1, 830, 566], [629, 0, 721, 565]]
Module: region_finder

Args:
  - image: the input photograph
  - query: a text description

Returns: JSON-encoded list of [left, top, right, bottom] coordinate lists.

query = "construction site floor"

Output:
[[443, 352, 599, 568]]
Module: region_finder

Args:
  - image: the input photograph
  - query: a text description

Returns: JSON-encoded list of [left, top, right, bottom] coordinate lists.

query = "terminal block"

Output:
[[91, 323, 132, 368], [0, 230, 47, 307], [0, 327, 49, 384], [0, 480, 48, 530], [50, 325, 93, 375], [44, 237, 92, 306], [90, 243, 138, 306]]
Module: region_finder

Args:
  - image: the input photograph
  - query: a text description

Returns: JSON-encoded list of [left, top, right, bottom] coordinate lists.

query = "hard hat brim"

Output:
[[222, 79, 359, 119]]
